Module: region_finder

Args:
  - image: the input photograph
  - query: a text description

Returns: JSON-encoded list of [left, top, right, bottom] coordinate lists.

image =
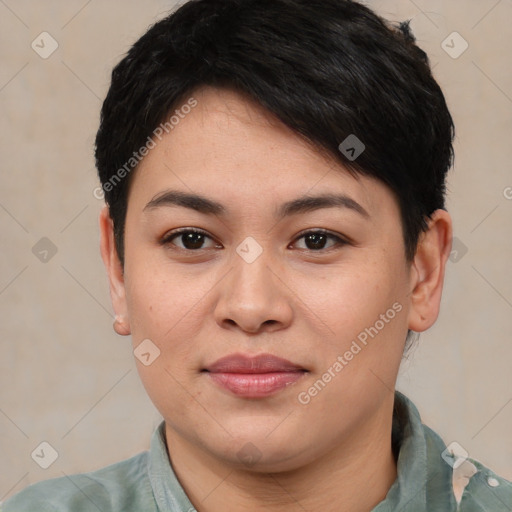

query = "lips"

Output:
[[203, 353, 307, 398], [204, 353, 305, 373]]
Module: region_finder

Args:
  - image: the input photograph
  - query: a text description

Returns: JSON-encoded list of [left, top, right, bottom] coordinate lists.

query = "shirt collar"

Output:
[[373, 391, 457, 511], [148, 422, 196, 511], [147, 391, 458, 512]]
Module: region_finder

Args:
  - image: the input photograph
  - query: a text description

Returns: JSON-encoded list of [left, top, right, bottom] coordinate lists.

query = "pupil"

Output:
[[184, 232, 204, 249], [306, 233, 326, 250]]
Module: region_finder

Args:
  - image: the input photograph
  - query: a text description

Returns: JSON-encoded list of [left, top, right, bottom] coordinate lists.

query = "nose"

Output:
[[213, 244, 294, 334]]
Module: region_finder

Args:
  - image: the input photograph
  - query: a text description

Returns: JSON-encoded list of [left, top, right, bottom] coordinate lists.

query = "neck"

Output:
[[164, 402, 397, 512]]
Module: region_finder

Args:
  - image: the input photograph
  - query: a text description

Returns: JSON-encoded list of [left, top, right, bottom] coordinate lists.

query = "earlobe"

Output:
[[99, 206, 131, 336], [113, 314, 131, 336], [407, 209, 453, 333]]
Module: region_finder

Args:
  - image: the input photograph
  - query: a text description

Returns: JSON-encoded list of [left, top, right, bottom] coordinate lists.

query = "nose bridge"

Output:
[[231, 235, 276, 300], [214, 235, 292, 332]]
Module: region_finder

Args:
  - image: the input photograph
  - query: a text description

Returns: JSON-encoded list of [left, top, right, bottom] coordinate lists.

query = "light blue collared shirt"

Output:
[[3, 391, 511, 511]]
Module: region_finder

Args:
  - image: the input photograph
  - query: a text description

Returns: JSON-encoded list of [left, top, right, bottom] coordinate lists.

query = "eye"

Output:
[[160, 228, 348, 253], [291, 229, 348, 251], [160, 228, 220, 251]]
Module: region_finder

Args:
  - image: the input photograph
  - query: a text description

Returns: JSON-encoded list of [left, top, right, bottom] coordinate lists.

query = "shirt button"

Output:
[[487, 477, 500, 487]]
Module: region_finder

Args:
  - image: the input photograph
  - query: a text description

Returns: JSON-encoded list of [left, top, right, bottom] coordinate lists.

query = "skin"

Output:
[[100, 85, 452, 512]]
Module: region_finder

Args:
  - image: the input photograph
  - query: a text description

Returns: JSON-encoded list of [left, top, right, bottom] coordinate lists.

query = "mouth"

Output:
[[202, 353, 308, 398]]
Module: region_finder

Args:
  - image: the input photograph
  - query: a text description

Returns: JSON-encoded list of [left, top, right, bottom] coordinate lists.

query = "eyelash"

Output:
[[159, 228, 348, 253]]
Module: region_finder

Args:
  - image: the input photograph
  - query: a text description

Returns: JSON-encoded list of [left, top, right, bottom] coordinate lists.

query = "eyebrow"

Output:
[[143, 190, 370, 219]]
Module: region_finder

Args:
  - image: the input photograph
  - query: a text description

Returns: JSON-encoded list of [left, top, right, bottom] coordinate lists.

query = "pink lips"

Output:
[[203, 353, 307, 398]]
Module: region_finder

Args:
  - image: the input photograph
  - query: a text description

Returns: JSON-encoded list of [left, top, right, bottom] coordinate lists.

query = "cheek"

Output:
[[124, 265, 204, 406], [292, 256, 404, 339], [125, 268, 171, 339], [122, 253, 166, 332], [297, 253, 409, 390], [124, 259, 215, 353]]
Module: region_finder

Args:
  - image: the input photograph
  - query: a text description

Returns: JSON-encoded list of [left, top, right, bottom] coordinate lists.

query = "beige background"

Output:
[[1, 0, 511, 501]]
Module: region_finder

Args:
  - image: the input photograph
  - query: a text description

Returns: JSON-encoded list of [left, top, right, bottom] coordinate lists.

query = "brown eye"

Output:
[[292, 230, 347, 251], [161, 229, 219, 251]]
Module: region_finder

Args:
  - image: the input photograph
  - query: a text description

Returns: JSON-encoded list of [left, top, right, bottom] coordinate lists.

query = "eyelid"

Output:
[[160, 227, 219, 247], [290, 229, 349, 251], [292, 228, 349, 243]]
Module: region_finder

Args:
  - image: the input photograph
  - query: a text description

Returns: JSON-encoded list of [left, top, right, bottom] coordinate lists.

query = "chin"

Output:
[[204, 428, 316, 474]]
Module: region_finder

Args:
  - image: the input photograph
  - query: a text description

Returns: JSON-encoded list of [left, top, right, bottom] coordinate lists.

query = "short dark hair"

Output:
[[95, 0, 455, 267]]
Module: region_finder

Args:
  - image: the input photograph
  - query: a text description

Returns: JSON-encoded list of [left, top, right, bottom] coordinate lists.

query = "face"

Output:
[[102, 86, 445, 473]]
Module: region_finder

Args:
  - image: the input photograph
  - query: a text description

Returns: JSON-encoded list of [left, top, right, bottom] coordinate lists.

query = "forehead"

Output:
[[127, 86, 397, 221]]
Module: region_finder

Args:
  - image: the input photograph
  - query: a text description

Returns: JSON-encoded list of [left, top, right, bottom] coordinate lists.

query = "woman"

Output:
[[4, 0, 511, 510]]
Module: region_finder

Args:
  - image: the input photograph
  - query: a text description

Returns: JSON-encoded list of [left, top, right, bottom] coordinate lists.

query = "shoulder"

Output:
[[396, 393, 512, 510], [1, 451, 157, 512], [423, 423, 512, 510], [458, 458, 512, 511]]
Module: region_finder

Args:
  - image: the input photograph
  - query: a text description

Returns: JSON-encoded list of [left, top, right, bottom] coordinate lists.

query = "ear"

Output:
[[407, 209, 453, 332], [99, 206, 131, 336]]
